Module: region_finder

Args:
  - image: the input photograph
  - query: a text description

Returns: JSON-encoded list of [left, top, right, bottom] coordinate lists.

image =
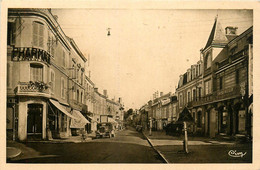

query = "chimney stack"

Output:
[[160, 92, 163, 97], [225, 26, 238, 41], [103, 89, 108, 97]]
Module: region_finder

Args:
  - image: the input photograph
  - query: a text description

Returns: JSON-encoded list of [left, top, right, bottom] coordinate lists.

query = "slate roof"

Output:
[[204, 17, 228, 50]]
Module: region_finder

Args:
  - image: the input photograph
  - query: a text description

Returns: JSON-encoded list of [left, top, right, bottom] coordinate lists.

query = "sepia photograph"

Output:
[[1, 0, 259, 169]]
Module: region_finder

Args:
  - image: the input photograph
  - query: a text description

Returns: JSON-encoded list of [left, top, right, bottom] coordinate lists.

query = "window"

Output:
[[50, 69, 55, 92], [197, 111, 202, 127], [7, 21, 16, 45], [77, 90, 79, 102], [61, 77, 65, 99], [236, 70, 240, 84], [73, 87, 76, 100], [198, 87, 202, 99], [76, 68, 79, 82], [193, 89, 196, 101], [81, 92, 83, 103], [62, 51, 66, 67], [7, 63, 12, 87], [219, 77, 223, 90], [187, 91, 191, 102], [81, 71, 84, 85], [30, 64, 43, 82], [205, 52, 212, 69], [192, 68, 195, 79], [179, 94, 183, 106], [33, 21, 44, 48], [205, 80, 211, 95]]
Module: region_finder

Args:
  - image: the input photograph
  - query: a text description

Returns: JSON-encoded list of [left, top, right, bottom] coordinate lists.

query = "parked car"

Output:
[[135, 125, 143, 132], [165, 122, 183, 136], [96, 123, 115, 138]]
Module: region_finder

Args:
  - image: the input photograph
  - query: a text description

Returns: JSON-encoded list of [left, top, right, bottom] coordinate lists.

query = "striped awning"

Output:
[[49, 99, 78, 120], [70, 110, 90, 129]]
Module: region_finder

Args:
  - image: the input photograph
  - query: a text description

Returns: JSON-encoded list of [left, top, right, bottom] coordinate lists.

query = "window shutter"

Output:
[[33, 22, 38, 46], [39, 24, 44, 48]]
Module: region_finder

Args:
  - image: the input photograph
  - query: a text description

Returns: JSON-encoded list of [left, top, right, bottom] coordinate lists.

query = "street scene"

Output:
[[5, 7, 253, 165]]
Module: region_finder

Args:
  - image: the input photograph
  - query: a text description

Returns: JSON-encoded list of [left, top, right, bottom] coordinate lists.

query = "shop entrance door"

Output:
[[27, 104, 43, 140]]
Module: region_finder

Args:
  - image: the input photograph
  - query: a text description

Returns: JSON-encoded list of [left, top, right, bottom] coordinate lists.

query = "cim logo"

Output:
[[228, 150, 247, 158]]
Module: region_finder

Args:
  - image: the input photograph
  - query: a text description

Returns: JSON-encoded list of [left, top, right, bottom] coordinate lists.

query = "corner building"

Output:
[[6, 9, 88, 141]]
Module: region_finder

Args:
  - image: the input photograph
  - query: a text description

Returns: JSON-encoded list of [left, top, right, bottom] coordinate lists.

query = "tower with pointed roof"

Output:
[[202, 16, 229, 75]]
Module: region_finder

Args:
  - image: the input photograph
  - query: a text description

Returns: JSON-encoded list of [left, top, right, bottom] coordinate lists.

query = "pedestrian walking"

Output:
[[81, 129, 87, 142]]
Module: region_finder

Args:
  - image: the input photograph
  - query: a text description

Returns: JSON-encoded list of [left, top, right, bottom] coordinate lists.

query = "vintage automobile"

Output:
[[95, 122, 115, 138], [165, 122, 183, 136]]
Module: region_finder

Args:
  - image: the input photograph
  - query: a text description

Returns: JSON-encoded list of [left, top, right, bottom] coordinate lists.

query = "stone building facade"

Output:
[[176, 17, 253, 138]]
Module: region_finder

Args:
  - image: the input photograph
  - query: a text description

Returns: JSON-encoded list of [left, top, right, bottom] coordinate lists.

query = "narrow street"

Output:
[[8, 128, 164, 163]]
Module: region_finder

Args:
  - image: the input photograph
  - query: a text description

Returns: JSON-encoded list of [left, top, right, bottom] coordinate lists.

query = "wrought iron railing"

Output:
[[188, 85, 241, 107], [16, 81, 50, 95]]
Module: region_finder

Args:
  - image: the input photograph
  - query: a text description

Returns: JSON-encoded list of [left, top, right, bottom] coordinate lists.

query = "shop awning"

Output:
[[49, 99, 78, 120], [70, 110, 90, 129], [86, 115, 98, 122], [74, 110, 90, 124]]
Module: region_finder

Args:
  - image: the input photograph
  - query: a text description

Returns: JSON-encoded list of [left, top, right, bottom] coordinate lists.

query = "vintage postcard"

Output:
[[1, 0, 259, 170]]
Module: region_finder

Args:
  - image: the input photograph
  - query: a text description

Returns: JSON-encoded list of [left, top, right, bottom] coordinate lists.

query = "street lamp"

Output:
[[107, 28, 111, 36]]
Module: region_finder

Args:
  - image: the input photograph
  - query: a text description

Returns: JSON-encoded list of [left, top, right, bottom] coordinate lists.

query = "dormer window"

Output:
[[204, 52, 212, 69]]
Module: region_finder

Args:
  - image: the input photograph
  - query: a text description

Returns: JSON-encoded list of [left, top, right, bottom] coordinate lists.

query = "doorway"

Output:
[[27, 104, 43, 140]]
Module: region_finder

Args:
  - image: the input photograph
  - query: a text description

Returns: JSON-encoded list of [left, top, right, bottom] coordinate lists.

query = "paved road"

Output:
[[9, 128, 164, 163]]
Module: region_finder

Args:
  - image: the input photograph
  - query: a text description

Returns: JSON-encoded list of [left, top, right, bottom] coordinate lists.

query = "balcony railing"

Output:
[[11, 47, 51, 64], [16, 81, 50, 97], [188, 85, 241, 107]]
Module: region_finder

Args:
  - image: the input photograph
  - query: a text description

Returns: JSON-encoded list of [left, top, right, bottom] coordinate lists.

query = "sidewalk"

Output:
[[6, 133, 95, 161], [142, 130, 252, 163]]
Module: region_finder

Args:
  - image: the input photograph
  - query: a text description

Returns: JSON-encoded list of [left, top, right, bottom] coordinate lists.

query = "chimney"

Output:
[[160, 92, 163, 97], [103, 89, 107, 97], [225, 26, 238, 41], [118, 97, 121, 103], [200, 48, 203, 61]]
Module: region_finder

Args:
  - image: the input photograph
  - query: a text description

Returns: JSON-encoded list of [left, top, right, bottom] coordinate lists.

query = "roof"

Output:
[[67, 37, 87, 62], [204, 17, 228, 51]]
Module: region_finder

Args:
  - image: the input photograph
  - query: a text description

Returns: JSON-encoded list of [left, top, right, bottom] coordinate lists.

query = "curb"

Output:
[[142, 132, 170, 163], [23, 137, 93, 144], [7, 147, 22, 159]]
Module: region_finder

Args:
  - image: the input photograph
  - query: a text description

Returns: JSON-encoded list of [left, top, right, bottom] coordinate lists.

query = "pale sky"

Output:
[[51, 9, 253, 110]]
